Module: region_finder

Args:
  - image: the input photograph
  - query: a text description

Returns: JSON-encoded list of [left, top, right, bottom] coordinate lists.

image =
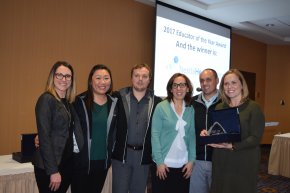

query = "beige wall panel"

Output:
[[231, 34, 266, 109], [0, 0, 154, 155], [264, 46, 290, 142], [1, 0, 290, 154]]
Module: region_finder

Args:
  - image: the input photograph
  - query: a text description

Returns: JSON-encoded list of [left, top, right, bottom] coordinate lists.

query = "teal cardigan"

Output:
[[151, 100, 196, 166]]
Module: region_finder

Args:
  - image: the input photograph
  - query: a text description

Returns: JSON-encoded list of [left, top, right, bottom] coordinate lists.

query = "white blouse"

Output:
[[164, 101, 188, 168]]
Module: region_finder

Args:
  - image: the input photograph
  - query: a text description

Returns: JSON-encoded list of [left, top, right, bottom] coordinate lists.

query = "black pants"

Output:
[[34, 161, 73, 193], [151, 164, 190, 193], [70, 167, 88, 193], [71, 160, 108, 193]]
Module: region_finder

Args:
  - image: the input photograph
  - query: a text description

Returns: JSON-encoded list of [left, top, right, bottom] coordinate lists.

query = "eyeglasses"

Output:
[[55, 73, 72, 81], [172, 82, 187, 89]]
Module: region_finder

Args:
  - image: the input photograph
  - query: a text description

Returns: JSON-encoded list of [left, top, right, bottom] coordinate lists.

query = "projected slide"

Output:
[[153, 2, 231, 97]]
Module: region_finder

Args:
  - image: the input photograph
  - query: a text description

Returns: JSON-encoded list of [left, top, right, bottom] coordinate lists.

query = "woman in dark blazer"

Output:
[[33, 61, 84, 193]]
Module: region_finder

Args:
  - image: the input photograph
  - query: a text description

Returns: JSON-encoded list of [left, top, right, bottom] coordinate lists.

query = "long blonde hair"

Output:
[[219, 69, 249, 105], [45, 61, 76, 102]]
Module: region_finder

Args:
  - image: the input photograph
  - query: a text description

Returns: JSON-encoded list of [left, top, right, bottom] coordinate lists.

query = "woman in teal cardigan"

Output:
[[151, 73, 196, 193]]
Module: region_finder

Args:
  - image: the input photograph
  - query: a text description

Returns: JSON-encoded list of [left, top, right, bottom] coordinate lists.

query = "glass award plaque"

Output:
[[199, 107, 241, 144]]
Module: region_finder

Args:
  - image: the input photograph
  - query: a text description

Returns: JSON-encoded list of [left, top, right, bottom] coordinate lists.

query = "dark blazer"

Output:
[[33, 92, 84, 175]]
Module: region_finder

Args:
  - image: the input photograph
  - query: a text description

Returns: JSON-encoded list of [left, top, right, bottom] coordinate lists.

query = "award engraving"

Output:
[[208, 122, 227, 135]]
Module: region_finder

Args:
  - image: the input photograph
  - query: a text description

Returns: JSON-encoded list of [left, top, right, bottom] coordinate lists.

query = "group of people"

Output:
[[33, 61, 265, 193]]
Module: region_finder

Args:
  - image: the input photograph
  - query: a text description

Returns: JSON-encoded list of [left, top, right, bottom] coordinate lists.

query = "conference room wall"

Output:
[[231, 33, 266, 110], [264, 45, 290, 143], [0, 0, 155, 155], [0, 0, 288, 155], [232, 34, 290, 143]]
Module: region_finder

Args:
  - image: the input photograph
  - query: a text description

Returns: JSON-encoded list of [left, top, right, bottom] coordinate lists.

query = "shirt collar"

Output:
[[202, 91, 219, 108]]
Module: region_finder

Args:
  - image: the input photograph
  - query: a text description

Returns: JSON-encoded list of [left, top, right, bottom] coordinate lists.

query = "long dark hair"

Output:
[[85, 64, 113, 110]]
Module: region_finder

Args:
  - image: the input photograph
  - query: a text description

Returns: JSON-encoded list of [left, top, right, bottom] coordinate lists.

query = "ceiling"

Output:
[[136, 0, 290, 45]]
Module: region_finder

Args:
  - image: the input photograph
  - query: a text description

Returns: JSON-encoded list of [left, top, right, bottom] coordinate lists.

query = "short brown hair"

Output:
[[130, 63, 152, 79]]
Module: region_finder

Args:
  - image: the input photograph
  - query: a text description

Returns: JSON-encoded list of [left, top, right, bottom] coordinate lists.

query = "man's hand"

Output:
[[200, 129, 208, 136]]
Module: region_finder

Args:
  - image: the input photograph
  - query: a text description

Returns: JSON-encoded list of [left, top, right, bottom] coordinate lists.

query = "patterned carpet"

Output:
[[147, 145, 290, 193], [258, 145, 290, 193]]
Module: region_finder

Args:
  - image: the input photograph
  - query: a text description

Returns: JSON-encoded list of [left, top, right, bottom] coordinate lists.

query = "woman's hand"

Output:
[[208, 142, 233, 150], [182, 162, 193, 179], [49, 172, 61, 191], [156, 163, 169, 180], [34, 135, 39, 148]]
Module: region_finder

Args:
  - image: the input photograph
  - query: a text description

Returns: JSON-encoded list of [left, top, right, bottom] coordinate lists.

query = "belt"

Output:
[[127, 144, 143, 151]]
